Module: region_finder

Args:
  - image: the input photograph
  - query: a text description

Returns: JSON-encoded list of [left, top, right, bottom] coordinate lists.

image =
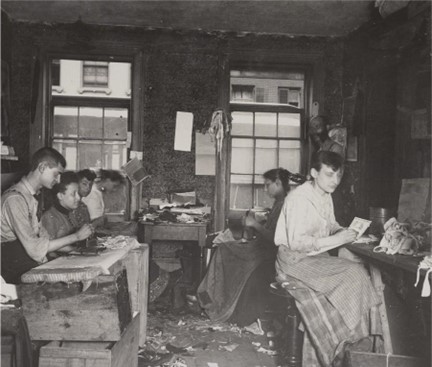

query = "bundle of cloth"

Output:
[[373, 217, 431, 256]]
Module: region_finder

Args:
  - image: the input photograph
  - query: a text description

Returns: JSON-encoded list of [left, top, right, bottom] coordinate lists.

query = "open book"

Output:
[[307, 217, 372, 256]]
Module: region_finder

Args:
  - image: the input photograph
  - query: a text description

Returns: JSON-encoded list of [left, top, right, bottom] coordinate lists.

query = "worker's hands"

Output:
[[334, 229, 358, 245], [76, 224, 94, 241]]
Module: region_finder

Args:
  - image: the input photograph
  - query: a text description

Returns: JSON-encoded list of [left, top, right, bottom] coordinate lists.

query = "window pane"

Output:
[[230, 70, 305, 106], [254, 181, 274, 209], [104, 108, 128, 139], [102, 142, 127, 170], [51, 59, 60, 86], [279, 140, 301, 173], [255, 112, 277, 137], [231, 85, 254, 102], [231, 111, 253, 136], [79, 107, 103, 138], [78, 140, 103, 170], [51, 59, 131, 99], [83, 61, 109, 87], [230, 174, 252, 209], [231, 138, 254, 174], [52, 139, 77, 170], [279, 113, 301, 138], [53, 106, 78, 138], [255, 139, 277, 174]]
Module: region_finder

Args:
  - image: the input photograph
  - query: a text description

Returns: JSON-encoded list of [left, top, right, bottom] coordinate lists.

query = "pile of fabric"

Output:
[[373, 217, 431, 256]]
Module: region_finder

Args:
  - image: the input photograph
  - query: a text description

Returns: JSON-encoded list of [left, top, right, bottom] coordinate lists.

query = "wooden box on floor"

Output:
[[123, 244, 149, 346], [17, 242, 149, 344], [18, 268, 132, 341], [39, 313, 140, 367]]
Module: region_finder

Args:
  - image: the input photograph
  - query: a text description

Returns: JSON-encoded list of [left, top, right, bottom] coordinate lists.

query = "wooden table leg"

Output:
[[369, 264, 393, 354]]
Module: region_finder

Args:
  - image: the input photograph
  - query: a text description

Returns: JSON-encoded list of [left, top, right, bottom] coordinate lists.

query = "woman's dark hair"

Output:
[[311, 151, 344, 172], [52, 171, 79, 196], [77, 169, 97, 181], [263, 168, 291, 193], [99, 169, 126, 185]]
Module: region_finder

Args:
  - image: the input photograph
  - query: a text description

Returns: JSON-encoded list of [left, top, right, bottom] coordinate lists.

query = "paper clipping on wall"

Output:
[[174, 111, 193, 151]]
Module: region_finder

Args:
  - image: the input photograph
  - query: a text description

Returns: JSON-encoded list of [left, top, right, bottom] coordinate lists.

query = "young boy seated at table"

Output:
[[1, 147, 93, 284], [69, 169, 97, 229], [41, 171, 94, 257]]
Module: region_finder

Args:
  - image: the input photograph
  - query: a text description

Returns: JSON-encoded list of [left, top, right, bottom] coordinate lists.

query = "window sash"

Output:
[[51, 103, 129, 170], [229, 106, 304, 209]]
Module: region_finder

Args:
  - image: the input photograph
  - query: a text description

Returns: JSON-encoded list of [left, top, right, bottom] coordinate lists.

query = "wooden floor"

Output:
[[139, 302, 280, 367]]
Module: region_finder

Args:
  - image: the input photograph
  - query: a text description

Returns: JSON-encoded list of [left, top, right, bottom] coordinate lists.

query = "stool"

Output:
[[269, 283, 303, 367]]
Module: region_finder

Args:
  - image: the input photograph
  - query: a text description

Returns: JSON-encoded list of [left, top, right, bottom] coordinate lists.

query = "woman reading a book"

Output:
[[274, 151, 381, 366]]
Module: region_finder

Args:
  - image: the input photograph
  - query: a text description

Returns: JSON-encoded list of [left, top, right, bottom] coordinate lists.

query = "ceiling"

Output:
[[1, 0, 378, 37]]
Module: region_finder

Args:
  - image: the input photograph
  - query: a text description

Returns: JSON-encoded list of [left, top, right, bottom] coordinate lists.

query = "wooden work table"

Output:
[[345, 242, 431, 363], [139, 221, 208, 247], [138, 221, 209, 280], [345, 242, 429, 276], [17, 238, 149, 347]]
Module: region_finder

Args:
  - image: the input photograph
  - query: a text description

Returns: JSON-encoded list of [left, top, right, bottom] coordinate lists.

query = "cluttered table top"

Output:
[[345, 242, 428, 276], [20, 236, 140, 284]]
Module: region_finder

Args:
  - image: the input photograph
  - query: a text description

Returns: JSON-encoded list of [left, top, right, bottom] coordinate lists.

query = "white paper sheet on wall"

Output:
[[195, 132, 215, 175], [174, 111, 194, 151]]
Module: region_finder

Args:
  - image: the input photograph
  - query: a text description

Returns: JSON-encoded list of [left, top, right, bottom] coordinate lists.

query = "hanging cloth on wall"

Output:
[[208, 110, 231, 160], [414, 255, 432, 297]]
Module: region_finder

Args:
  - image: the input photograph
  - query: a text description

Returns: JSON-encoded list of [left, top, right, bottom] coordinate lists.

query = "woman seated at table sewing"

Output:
[[41, 172, 94, 254], [198, 168, 298, 327], [274, 151, 381, 366]]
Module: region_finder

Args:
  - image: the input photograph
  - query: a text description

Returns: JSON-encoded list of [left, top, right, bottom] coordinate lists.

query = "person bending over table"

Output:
[[1, 148, 93, 284], [198, 168, 294, 326], [41, 171, 94, 257], [274, 151, 381, 367]]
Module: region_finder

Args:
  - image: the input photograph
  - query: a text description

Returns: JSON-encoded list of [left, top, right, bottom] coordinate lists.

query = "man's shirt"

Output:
[[1, 177, 49, 263], [82, 184, 104, 220]]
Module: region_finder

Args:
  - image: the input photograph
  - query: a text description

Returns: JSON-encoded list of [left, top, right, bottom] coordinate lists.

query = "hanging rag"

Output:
[[414, 255, 432, 297], [208, 110, 231, 160]]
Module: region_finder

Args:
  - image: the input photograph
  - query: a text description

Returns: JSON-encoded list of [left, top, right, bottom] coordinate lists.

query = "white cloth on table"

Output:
[[21, 236, 140, 284]]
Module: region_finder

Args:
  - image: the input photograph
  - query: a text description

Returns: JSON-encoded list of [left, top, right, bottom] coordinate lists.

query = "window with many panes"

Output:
[[50, 58, 132, 216], [50, 58, 131, 170], [229, 69, 306, 210]]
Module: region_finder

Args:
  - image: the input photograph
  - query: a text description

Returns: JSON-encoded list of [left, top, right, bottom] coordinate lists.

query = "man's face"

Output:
[[40, 163, 64, 189], [58, 182, 80, 210], [311, 164, 343, 194], [78, 177, 93, 198]]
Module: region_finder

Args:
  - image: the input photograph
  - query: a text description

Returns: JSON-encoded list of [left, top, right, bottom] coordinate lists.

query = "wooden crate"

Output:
[[123, 244, 149, 347], [18, 269, 132, 341], [39, 313, 140, 367]]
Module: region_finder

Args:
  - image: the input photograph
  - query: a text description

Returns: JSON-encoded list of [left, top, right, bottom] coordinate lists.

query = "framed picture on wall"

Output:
[[346, 135, 358, 162]]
